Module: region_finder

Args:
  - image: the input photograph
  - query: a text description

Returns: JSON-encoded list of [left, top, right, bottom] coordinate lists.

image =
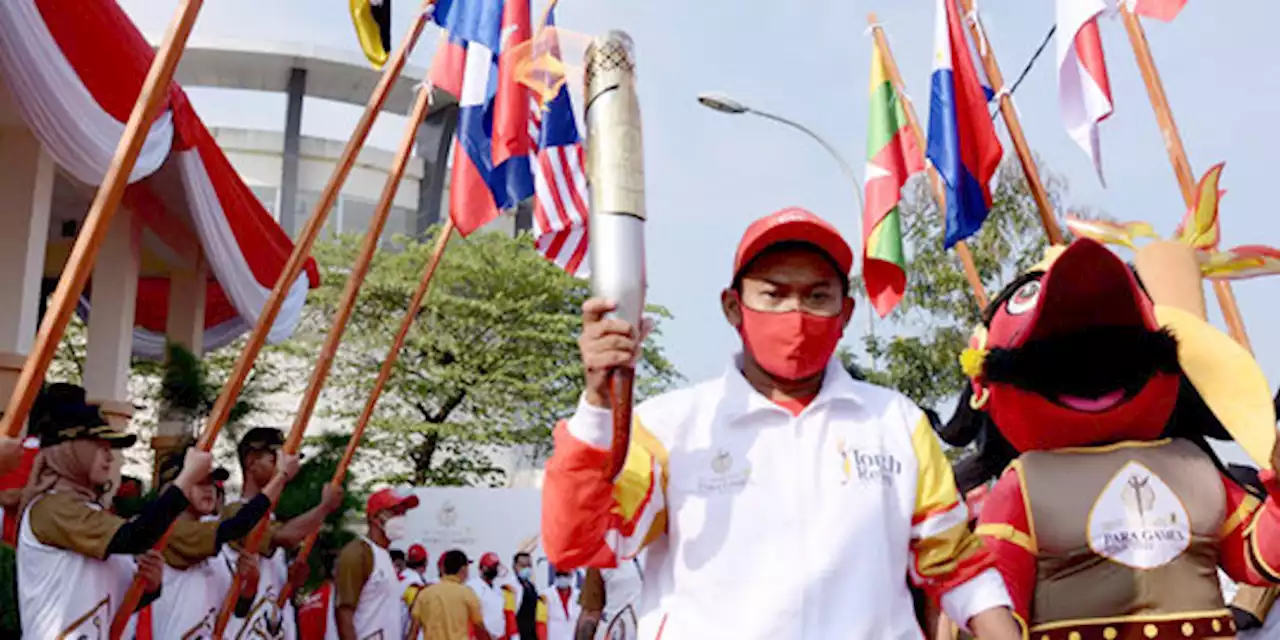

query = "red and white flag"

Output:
[[1127, 0, 1188, 22], [1057, 0, 1114, 184]]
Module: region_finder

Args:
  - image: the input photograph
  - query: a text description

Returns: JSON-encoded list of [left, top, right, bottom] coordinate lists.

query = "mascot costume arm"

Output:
[[974, 465, 1036, 622]]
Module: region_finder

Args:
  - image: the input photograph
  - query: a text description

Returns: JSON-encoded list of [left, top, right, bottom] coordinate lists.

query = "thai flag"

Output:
[[427, 0, 535, 236], [926, 0, 1003, 249], [1057, 0, 1114, 184], [528, 10, 589, 277]]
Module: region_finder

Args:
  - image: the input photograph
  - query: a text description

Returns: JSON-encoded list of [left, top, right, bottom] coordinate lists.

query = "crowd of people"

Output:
[[0, 382, 641, 639], [4, 207, 1280, 639]]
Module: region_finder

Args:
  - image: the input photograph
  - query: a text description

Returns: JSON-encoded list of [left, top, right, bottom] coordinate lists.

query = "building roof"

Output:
[[159, 35, 456, 117]]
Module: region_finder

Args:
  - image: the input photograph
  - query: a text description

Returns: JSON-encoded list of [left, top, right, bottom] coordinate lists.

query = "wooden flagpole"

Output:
[[0, 0, 204, 439], [1118, 5, 1252, 351], [956, 0, 1065, 246], [275, 218, 456, 610], [110, 3, 437, 637], [210, 84, 437, 635], [868, 14, 989, 310]]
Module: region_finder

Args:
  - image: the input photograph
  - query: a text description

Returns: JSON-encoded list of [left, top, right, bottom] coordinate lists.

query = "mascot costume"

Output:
[[941, 236, 1280, 640]]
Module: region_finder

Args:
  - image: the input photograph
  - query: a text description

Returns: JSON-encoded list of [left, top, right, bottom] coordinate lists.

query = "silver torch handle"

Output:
[[584, 31, 645, 478]]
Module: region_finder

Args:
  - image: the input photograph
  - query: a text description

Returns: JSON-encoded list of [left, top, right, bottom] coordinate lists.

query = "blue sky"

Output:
[[120, 1, 1279, 443]]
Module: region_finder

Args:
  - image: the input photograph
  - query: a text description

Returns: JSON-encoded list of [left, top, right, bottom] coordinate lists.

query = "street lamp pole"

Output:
[[697, 91, 865, 227]]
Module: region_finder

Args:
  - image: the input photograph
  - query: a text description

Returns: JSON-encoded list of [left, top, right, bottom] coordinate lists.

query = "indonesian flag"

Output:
[[1056, 0, 1114, 184], [1127, 0, 1188, 22]]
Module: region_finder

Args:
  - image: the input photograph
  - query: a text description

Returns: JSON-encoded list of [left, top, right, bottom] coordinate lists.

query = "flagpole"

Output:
[[956, 0, 1065, 246], [1118, 5, 1252, 351], [867, 14, 989, 310], [211, 84, 436, 635], [275, 218, 455, 610], [0, 0, 204, 441], [110, 3, 437, 636]]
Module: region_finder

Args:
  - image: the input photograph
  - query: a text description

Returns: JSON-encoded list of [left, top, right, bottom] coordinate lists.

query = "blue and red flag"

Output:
[[428, 0, 535, 236], [528, 9, 589, 277], [926, 0, 1003, 249]]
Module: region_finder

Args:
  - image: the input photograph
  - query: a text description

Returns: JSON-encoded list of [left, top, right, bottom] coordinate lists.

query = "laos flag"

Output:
[[926, 0, 1003, 249]]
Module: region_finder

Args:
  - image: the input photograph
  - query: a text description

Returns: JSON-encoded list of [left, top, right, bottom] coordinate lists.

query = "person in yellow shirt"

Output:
[[412, 549, 493, 640]]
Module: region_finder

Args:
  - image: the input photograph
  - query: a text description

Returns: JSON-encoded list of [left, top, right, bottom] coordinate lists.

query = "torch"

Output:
[[584, 31, 646, 478]]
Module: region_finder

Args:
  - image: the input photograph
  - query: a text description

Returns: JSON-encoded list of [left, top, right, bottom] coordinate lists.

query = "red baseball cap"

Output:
[[366, 488, 420, 518], [479, 552, 501, 569], [407, 544, 428, 564], [733, 207, 853, 280]]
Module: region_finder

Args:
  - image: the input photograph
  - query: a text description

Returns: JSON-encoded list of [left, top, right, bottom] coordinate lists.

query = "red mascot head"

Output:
[[959, 238, 1182, 453]]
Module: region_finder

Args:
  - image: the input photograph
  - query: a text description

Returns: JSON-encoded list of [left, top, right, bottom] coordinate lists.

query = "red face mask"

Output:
[[738, 305, 845, 382]]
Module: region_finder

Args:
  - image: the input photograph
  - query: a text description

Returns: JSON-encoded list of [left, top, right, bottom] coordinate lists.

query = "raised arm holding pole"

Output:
[[867, 14, 988, 310], [956, 0, 1065, 246], [211, 81, 437, 636], [110, 3, 438, 637], [0, 0, 203, 440], [1117, 4, 1252, 351]]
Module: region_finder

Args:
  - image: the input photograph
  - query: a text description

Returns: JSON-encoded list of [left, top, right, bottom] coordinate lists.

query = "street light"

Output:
[[696, 91, 865, 225]]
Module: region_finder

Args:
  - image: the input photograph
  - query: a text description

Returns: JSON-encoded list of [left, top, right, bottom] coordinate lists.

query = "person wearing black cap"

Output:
[[16, 383, 213, 639], [144, 441, 300, 638], [543, 208, 1021, 639], [224, 426, 342, 640], [412, 549, 492, 640]]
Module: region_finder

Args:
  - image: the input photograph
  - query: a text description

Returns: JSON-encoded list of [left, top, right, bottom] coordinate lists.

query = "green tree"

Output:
[[294, 226, 681, 487], [848, 157, 1079, 415]]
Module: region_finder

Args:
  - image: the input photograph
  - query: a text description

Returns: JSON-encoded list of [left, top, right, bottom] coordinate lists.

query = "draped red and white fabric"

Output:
[[0, 0, 320, 358], [1056, 0, 1114, 184]]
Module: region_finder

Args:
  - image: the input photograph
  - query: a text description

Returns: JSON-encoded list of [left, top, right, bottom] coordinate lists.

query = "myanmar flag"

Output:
[[350, 0, 393, 69], [863, 44, 924, 318]]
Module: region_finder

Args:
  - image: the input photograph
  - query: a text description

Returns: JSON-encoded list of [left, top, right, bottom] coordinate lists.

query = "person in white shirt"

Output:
[[16, 388, 212, 639], [468, 551, 509, 638], [542, 208, 1022, 639], [542, 568, 581, 640], [146, 444, 299, 637], [334, 487, 420, 640]]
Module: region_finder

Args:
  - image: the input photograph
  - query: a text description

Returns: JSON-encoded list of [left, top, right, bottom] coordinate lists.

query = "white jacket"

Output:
[[542, 356, 1012, 639]]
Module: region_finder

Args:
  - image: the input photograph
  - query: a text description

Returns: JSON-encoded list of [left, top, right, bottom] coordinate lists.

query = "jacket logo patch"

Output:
[[695, 449, 751, 494], [837, 438, 902, 485], [1087, 461, 1190, 569]]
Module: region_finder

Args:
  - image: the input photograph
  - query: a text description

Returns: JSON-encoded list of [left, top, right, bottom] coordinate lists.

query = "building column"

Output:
[[151, 254, 207, 481], [83, 207, 140, 431], [0, 126, 54, 432], [415, 103, 458, 235], [278, 67, 307, 237]]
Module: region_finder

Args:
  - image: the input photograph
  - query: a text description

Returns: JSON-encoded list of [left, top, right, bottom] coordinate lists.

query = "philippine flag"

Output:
[[926, 0, 1003, 249]]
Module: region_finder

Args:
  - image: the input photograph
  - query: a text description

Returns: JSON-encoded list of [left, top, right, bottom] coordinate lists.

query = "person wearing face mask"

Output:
[[541, 569, 581, 640], [542, 208, 1021, 640], [17, 384, 213, 638], [468, 552, 508, 639], [144, 444, 299, 638], [504, 551, 545, 639], [334, 487, 420, 639]]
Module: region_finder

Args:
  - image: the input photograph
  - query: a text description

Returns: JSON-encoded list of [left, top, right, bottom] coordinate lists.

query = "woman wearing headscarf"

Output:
[[143, 442, 299, 638], [17, 384, 212, 638]]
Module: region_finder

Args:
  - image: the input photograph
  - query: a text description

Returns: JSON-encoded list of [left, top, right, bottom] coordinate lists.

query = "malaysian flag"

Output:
[[528, 9, 589, 277]]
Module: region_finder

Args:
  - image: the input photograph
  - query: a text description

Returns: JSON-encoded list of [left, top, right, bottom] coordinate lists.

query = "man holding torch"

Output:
[[542, 207, 1023, 639]]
